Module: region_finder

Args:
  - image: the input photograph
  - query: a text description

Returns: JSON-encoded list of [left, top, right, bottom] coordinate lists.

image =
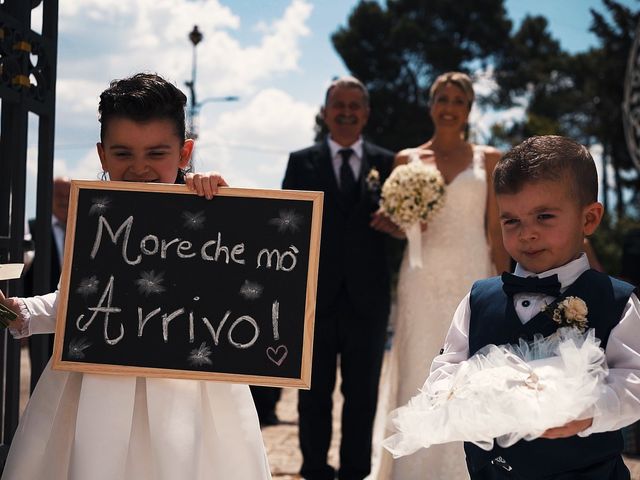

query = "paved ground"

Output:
[[17, 348, 640, 479], [262, 386, 339, 479]]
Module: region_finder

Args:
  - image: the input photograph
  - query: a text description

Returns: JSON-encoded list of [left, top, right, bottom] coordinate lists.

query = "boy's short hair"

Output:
[[98, 73, 187, 144], [493, 135, 598, 206], [324, 76, 370, 107]]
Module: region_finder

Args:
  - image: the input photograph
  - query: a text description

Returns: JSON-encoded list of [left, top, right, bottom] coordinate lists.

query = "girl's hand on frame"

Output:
[[185, 171, 229, 200]]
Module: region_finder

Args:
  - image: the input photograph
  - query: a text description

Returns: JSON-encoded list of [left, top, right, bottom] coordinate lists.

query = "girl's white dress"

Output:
[[2, 293, 272, 480], [372, 146, 493, 480]]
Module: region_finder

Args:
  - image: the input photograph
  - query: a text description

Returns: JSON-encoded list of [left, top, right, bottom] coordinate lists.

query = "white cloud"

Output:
[[35, 0, 316, 217], [214, 88, 316, 141], [54, 149, 104, 181], [195, 0, 313, 95], [469, 66, 527, 144], [56, 0, 312, 97], [192, 88, 317, 188], [469, 103, 526, 144]]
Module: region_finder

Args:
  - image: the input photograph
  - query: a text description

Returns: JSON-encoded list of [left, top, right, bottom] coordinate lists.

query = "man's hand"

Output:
[[540, 418, 593, 439], [370, 208, 405, 239]]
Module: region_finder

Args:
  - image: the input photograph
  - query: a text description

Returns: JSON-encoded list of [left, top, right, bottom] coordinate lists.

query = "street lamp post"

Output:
[[185, 25, 239, 142], [185, 25, 203, 140]]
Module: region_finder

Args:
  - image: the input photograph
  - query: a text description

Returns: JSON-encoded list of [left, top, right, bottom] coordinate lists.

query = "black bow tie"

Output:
[[501, 272, 561, 297]]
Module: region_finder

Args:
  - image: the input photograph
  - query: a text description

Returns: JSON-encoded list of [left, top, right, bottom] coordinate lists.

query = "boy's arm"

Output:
[[423, 293, 471, 391], [578, 292, 640, 436]]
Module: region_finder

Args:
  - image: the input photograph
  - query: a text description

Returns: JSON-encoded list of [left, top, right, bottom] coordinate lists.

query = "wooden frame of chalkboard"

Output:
[[51, 180, 323, 389]]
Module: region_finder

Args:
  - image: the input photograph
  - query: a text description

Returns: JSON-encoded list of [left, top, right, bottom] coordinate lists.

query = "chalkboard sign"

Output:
[[52, 180, 323, 388]]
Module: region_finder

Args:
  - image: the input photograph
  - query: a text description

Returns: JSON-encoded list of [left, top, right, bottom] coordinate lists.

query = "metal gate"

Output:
[[0, 0, 58, 469]]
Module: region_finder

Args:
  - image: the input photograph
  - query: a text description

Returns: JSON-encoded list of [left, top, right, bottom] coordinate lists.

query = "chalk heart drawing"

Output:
[[266, 345, 288, 366]]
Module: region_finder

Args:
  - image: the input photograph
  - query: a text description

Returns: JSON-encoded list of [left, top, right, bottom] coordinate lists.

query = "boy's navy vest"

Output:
[[465, 269, 636, 479]]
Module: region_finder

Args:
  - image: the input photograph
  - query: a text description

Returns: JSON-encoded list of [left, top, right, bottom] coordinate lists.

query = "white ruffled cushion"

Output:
[[383, 327, 607, 456]]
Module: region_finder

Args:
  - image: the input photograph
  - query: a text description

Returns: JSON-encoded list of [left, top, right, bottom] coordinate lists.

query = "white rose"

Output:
[[561, 297, 588, 321]]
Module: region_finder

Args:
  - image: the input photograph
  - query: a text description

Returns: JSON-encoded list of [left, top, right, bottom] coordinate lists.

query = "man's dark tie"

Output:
[[339, 148, 358, 204], [501, 272, 561, 297]]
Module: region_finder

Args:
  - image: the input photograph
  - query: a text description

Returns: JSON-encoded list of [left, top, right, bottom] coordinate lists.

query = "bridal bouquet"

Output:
[[383, 326, 607, 456], [380, 161, 446, 267]]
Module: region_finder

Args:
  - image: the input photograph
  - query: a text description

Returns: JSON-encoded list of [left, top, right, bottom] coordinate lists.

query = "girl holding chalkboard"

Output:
[[0, 74, 272, 480]]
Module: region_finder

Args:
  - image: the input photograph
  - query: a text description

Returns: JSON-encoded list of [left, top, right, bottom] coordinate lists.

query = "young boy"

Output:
[[428, 135, 640, 479]]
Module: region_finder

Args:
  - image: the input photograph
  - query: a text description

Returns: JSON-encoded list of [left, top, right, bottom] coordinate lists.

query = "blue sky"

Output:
[[23, 0, 638, 216]]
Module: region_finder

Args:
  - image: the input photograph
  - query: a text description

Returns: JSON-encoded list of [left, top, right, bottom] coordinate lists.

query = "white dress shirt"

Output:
[[327, 136, 363, 188], [428, 253, 640, 436]]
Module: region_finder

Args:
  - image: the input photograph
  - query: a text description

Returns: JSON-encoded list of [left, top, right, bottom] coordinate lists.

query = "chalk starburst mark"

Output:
[[239, 280, 263, 300], [188, 342, 213, 366], [68, 337, 92, 359], [135, 270, 166, 296], [182, 211, 206, 230], [89, 197, 111, 215], [76, 275, 100, 297], [269, 209, 303, 233]]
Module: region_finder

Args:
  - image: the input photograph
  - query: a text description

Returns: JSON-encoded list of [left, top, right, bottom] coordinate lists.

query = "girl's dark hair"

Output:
[[98, 73, 191, 181], [99, 73, 188, 142], [493, 135, 598, 206]]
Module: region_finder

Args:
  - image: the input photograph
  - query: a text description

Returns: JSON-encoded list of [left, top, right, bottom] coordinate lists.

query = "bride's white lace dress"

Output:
[[371, 146, 494, 480]]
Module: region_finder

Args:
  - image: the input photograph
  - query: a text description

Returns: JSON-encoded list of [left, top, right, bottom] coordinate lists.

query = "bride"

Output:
[[370, 71, 511, 479]]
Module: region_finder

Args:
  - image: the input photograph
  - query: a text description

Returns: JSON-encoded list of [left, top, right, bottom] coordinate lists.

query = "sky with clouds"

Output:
[[23, 0, 637, 215]]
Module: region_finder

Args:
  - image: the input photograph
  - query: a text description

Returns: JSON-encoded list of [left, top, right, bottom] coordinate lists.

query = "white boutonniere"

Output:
[[542, 296, 588, 332], [366, 167, 381, 192]]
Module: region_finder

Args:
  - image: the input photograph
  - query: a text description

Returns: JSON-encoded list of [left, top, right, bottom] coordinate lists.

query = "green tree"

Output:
[[490, 0, 639, 221], [488, 15, 581, 145], [587, 0, 640, 218], [329, 0, 512, 152], [482, 0, 640, 272], [330, 0, 640, 273]]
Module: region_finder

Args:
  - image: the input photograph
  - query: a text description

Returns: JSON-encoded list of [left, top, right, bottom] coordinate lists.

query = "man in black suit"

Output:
[[24, 176, 70, 391], [283, 77, 395, 480]]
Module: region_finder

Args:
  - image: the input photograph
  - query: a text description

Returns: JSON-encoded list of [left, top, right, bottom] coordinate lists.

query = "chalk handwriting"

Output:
[[256, 245, 299, 271], [90, 216, 247, 266], [76, 277, 280, 352], [76, 275, 124, 345]]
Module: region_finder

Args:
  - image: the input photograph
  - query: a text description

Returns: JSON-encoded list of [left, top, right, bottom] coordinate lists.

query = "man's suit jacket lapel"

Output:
[[359, 142, 375, 201], [356, 141, 385, 212]]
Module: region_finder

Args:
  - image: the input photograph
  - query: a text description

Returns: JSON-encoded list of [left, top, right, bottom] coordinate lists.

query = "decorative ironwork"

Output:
[[623, 19, 640, 171], [0, 17, 54, 108], [0, 0, 59, 471]]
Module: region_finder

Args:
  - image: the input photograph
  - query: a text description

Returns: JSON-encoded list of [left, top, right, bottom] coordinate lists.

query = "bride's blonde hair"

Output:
[[429, 72, 474, 110]]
